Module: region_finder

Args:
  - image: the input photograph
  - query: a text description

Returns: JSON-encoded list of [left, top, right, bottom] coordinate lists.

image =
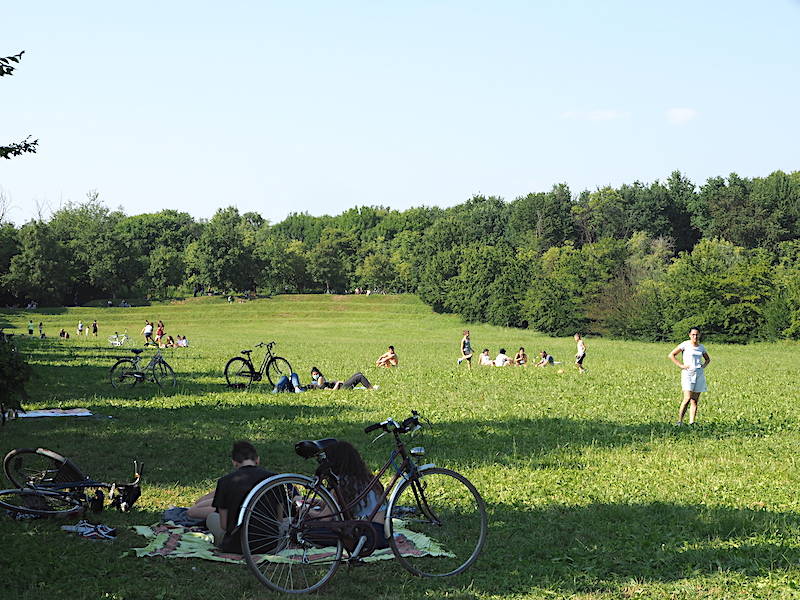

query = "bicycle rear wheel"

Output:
[[265, 357, 292, 387], [0, 488, 84, 517], [242, 474, 343, 594], [387, 467, 487, 577], [110, 358, 140, 388], [153, 361, 176, 387], [224, 357, 255, 389], [3, 447, 87, 489]]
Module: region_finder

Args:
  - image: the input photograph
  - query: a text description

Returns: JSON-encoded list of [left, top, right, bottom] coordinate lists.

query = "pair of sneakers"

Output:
[[61, 519, 117, 540]]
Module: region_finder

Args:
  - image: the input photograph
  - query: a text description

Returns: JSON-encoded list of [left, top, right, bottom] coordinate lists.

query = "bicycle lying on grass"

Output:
[[224, 341, 292, 389], [237, 411, 488, 593], [0, 447, 143, 517], [110, 348, 176, 388], [108, 329, 129, 347]]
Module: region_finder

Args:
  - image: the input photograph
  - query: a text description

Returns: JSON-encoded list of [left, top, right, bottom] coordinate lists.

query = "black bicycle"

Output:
[[0, 447, 143, 517], [224, 341, 292, 389], [110, 348, 176, 389], [238, 411, 488, 593]]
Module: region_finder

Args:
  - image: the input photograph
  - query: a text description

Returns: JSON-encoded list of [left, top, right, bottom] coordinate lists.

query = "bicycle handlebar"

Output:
[[364, 411, 422, 435], [254, 341, 276, 349]]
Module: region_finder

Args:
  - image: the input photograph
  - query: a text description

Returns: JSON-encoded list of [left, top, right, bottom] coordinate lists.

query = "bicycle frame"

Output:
[[238, 424, 433, 551]]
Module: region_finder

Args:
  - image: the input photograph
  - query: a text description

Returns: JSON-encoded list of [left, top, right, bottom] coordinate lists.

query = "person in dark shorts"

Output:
[[457, 330, 473, 368], [207, 441, 276, 553]]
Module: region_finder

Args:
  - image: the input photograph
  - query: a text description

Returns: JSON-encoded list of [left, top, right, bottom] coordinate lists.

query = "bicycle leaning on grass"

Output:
[[0, 447, 143, 517], [224, 341, 292, 389], [110, 347, 176, 388], [237, 411, 488, 594]]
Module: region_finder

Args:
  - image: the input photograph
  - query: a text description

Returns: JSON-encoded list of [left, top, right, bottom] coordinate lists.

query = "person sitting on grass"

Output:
[[494, 348, 513, 367], [375, 345, 398, 368], [479, 348, 493, 366], [187, 441, 276, 553], [514, 347, 529, 367], [299, 440, 388, 550], [535, 350, 555, 367], [161, 335, 176, 348], [308, 366, 377, 390]]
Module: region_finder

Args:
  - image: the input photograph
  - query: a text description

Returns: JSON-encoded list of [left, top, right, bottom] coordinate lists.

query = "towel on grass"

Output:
[[131, 521, 452, 564], [18, 408, 94, 418]]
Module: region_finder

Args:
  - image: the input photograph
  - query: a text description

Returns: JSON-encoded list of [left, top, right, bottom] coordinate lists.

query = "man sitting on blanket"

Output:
[[188, 440, 275, 553]]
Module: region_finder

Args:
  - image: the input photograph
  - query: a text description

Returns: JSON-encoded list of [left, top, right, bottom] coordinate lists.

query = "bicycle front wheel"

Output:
[[0, 488, 84, 517], [265, 357, 292, 387], [3, 447, 86, 489], [110, 359, 140, 388], [242, 474, 343, 594], [153, 361, 176, 388], [224, 357, 255, 389], [387, 467, 487, 577]]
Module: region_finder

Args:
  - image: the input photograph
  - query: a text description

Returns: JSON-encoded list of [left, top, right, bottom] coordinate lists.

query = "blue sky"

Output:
[[1, 0, 798, 225]]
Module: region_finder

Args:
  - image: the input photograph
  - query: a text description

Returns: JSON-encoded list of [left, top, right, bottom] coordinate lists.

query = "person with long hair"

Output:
[[326, 441, 387, 548]]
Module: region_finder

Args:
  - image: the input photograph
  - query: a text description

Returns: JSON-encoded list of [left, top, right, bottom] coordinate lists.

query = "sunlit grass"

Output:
[[1, 295, 800, 599]]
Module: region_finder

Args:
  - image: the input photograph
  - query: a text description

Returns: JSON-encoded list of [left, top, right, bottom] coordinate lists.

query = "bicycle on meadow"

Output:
[[224, 341, 292, 389], [109, 347, 176, 388], [108, 329, 129, 347], [237, 411, 488, 594], [0, 447, 143, 517]]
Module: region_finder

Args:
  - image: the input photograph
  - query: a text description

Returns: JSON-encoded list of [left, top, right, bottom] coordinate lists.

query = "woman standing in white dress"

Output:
[[668, 328, 711, 425]]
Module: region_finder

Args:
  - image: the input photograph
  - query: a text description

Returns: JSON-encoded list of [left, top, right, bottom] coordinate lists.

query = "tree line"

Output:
[[1, 169, 799, 343]]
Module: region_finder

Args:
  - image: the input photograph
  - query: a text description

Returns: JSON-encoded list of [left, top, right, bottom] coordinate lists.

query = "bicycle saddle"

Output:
[[241, 350, 252, 355], [295, 438, 338, 459], [130, 349, 144, 355]]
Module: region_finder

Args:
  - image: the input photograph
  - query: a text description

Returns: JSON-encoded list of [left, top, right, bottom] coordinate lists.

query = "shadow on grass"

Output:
[[480, 501, 800, 594]]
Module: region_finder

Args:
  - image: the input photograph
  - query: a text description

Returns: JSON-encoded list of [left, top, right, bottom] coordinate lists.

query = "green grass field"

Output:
[[2, 294, 800, 600]]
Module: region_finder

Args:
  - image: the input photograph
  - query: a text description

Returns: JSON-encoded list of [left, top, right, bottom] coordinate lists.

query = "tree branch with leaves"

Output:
[[1, 50, 38, 160]]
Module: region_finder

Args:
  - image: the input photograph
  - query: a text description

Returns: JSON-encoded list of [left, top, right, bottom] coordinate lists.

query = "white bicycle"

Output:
[[108, 329, 129, 347]]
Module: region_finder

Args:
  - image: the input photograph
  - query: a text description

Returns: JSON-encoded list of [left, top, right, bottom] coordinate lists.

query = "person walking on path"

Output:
[[575, 333, 587, 373], [457, 330, 473, 368], [38, 322, 44, 338], [77, 321, 84, 336], [27, 320, 34, 336], [91, 320, 98, 337], [669, 327, 711, 426]]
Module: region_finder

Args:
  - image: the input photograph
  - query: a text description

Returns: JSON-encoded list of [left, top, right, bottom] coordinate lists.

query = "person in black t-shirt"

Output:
[[206, 440, 275, 553]]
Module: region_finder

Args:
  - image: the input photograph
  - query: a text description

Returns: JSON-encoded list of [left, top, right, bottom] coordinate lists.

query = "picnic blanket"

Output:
[[131, 521, 452, 564], [18, 408, 94, 418]]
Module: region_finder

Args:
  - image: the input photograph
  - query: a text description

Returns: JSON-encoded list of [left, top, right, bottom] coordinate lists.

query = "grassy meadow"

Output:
[[2, 294, 800, 600]]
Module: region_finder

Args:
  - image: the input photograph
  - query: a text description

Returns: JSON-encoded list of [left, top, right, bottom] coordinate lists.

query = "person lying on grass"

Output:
[[375, 345, 398, 368], [308, 366, 377, 390], [535, 350, 555, 367], [187, 440, 276, 553]]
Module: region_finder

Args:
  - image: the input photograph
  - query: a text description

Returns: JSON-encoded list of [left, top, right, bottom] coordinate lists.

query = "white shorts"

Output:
[[681, 368, 707, 393]]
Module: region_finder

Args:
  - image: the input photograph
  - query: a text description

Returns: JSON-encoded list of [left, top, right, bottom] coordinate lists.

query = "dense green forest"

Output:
[[1, 169, 799, 342]]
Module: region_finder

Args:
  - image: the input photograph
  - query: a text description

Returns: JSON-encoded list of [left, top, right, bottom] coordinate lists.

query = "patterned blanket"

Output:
[[130, 521, 452, 564]]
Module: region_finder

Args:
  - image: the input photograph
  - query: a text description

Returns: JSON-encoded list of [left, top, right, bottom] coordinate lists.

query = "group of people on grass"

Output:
[[187, 439, 385, 554], [269, 345, 399, 394], [141, 320, 189, 348], [458, 330, 587, 372]]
